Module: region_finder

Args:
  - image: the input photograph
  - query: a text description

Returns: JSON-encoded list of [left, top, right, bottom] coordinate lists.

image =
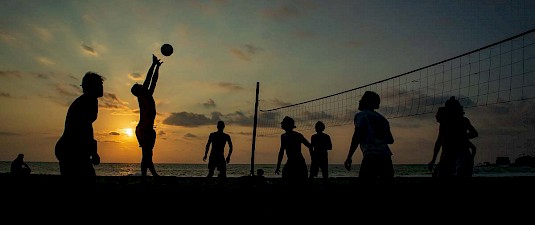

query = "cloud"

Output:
[[31, 25, 52, 42], [54, 83, 81, 98], [0, 131, 21, 136], [202, 98, 216, 108], [225, 111, 254, 126], [128, 72, 143, 81], [215, 82, 244, 91], [0, 70, 22, 78], [158, 130, 165, 136], [36, 57, 55, 65], [163, 112, 214, 127], [109, 132, 121, 136], [230, 44, 263, 61], [260, 98, 293, 109], [81, 43, 98, 56], [184, 133, 197, 139], [99, 93, 131, 110], [0, 92, 11, 98], [36, 73, 50, 79], [163, 110, 255, 127]]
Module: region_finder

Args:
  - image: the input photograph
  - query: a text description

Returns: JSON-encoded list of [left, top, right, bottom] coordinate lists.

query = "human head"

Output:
[[281, 116, 296, 130], [217, 121, 225, 131], [17, 153, 24, 160], [257, 168, 264, 176], [81, 72, 104, 98], [444, 96, 464, 117], [358, 91, 380, 110], [131, 83, 143, 97], [315, 121, 325, 132]]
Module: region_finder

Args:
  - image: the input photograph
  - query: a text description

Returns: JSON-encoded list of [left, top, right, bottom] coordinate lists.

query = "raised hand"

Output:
[[152, 54, 163, 66]]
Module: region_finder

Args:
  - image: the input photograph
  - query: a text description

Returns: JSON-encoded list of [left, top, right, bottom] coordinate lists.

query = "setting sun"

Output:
[[124, 128, 134, 137]]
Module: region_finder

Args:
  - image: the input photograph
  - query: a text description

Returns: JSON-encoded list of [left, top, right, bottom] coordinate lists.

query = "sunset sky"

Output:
[[1, 0, 535, 165]]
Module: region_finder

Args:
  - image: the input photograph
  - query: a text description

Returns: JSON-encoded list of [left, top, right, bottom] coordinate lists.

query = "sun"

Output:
[[123, 128, 134, 137]]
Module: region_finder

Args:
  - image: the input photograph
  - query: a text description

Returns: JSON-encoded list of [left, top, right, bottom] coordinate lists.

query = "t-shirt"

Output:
[[354, 109, 394, 156]]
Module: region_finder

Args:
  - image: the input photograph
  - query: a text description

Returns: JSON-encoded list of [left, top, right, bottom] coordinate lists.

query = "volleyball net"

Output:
[[257, 29, 535, 136]]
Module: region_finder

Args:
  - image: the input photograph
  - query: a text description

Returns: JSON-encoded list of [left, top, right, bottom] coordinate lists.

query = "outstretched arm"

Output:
[[465, 118, 478, 140], [302, 135, 313, 158], [142, 55, 157, 90], [429, 131, 442, 172], [345, 126, 361, 171], [203, 136, 212, 162], [275, 135, 284, 175], [226, 136, 233, 163], [148, 55, 163, 95]]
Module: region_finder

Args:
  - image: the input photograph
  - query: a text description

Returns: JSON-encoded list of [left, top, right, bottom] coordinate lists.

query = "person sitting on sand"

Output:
[[11, 153, 31, 176]]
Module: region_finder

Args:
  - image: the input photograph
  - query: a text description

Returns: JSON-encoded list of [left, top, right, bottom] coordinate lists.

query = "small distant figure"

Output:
[[11, 153, 31, 176], [132, 54, 163, 177], [257, 168, 265, 178], [344, 91, 395, 184], [55, 72, 104, 180], [428, 97, 478, 178], [203, 121, 233, 180], [275, 116, 313, 185], [255, 168, 267, 184], [309, 121, 332, 180]]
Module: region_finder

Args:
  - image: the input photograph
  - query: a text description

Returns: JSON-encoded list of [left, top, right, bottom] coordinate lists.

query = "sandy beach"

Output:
[[3, 173, 535, 198]]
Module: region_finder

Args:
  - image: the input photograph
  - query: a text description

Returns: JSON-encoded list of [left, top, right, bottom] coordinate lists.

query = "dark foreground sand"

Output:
[[3, 174, 535, 197], [2, 174, 535, 217]]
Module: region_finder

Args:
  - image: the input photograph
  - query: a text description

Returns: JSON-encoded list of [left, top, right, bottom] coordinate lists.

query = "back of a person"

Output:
[[355, 109, 393, 156], [312, 133, 331, 153], [282, 131, 305, 162], [209, 131, 229, 157]]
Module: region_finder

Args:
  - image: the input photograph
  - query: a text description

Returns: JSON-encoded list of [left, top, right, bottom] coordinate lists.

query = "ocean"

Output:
[[2, 161, 535, 177]]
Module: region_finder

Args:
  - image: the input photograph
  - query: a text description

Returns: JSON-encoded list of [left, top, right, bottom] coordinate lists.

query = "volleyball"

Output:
[[160, 44, 173, 56]]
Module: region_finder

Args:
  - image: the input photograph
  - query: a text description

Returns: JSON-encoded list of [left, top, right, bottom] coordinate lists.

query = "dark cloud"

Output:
[[99, 93, 131, 110], [158, 130, 166, 136], [163, 110, 255, 127], [36, 73, 50, 79], [54, 83, 81, 98], [0, 70, 22, 78], [302, 111, 333, 121], [109, 132, 120, 136], [203, 98, 216, 108], [128, 72, 143, 81], [216, 82, 243, 91], [0, 92, 11, 98], [230, 44, 263, 61], [0, 131, 21, 136], [163, 112, 214, 127], [184, 133, 197, 139], [225, 111, 254, 126], [81, 44, 96, 55]]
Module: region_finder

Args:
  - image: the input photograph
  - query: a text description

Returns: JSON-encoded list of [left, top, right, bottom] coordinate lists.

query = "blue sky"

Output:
[[1, 0, 534, 165]]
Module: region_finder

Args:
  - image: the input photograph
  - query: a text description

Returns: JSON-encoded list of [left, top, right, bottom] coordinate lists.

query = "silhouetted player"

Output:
[[203, 121, 233, 179], [131, 54, 162, 177], [428, 97, 478, 177], [344, 91, 394, 184], [275, 116, 313, 184], [309, 121, 332, 180], [55, 72, 104, 179]]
